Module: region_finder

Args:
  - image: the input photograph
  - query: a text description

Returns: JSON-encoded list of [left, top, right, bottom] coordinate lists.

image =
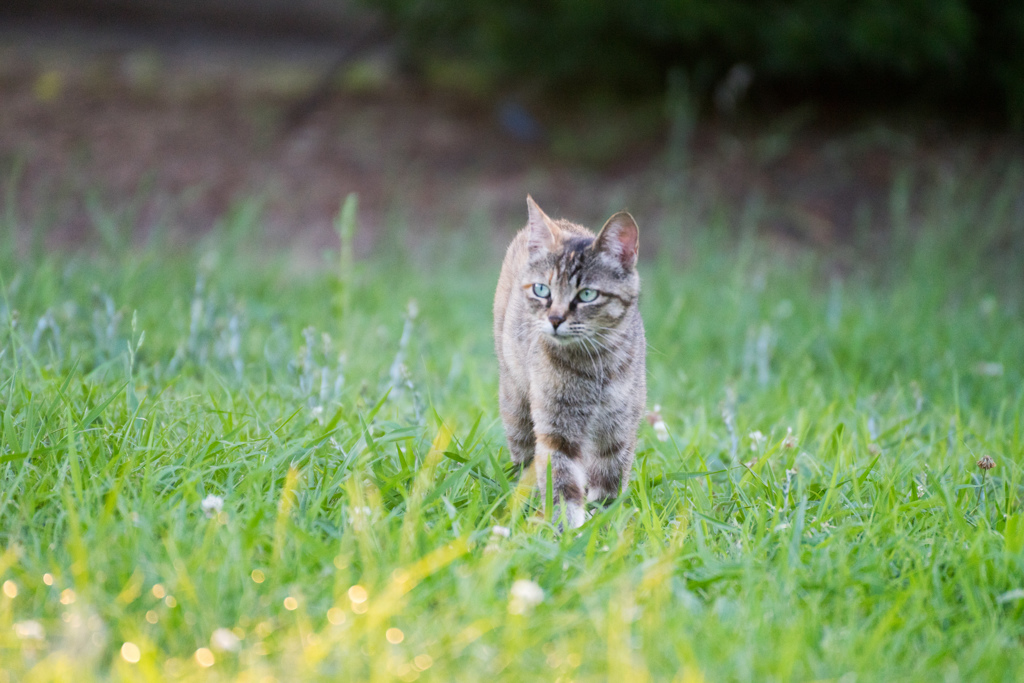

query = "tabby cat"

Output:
[[493, 196, 646, 528]]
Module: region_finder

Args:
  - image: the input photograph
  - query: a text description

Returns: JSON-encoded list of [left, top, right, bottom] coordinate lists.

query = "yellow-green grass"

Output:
[[1, 182, 1023, 681]]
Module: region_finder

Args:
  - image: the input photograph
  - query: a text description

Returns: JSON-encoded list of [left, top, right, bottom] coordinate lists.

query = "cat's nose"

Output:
[[548, 313, 566, 329]]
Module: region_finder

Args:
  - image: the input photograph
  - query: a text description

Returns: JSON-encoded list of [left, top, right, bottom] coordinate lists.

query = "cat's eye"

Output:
[[577, 288, 599, 302], [532, 283, 551, 298]]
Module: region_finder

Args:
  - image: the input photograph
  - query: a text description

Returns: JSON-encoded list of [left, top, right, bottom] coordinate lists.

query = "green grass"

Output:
[[1, 180, 1023, 682]]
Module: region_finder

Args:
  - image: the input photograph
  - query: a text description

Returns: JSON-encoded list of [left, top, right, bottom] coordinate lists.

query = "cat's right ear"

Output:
[[526, 195, 561, 254], [593, 211, 639, 271]]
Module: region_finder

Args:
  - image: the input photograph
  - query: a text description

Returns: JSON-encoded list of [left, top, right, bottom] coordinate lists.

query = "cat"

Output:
[[493, 196, 647, 529]]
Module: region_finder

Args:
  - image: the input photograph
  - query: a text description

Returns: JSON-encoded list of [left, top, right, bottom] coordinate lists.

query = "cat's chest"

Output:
[[529, 359, 629, 418]]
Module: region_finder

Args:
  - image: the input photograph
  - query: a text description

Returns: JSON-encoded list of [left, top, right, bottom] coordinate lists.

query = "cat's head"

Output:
[[520, 196, 641, 348]]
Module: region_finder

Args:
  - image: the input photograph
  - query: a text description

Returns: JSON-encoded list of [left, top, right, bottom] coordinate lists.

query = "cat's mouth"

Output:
[[544, 329, 579, 345], [539, 319, 584, 345]]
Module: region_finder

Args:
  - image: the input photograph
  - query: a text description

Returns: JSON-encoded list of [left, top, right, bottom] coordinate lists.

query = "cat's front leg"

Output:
[[499, 383, 535, 470], [587, 426, 637, 505], [532, 433, 587, 529]]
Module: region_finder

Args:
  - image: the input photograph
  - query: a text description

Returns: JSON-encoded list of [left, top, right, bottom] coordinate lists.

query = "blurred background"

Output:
[[1, 0, 1022, 255]]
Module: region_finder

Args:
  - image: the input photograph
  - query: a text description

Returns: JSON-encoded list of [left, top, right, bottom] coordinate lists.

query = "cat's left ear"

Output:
[[593, 211, 639, 270]]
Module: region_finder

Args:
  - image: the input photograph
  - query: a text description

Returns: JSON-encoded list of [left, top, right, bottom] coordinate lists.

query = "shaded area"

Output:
[[0, 16, 1021, 256], [1, 0, 370, 40]]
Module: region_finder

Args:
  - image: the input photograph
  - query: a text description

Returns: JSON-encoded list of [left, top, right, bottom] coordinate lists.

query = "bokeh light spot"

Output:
[[348, 585, 368, 603], [121, 642, 141, 663], [195, 648, 215, 668]]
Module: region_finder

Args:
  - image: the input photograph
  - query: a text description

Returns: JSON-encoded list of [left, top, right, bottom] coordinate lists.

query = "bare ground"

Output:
[[1, 18, 1020, 256]]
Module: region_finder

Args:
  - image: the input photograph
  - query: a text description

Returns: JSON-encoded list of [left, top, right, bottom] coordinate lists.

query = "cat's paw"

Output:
[[556, 501, 586, 531]]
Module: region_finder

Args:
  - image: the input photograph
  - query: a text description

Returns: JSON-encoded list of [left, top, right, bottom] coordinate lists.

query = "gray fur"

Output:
[[493, 197, 647, 529]]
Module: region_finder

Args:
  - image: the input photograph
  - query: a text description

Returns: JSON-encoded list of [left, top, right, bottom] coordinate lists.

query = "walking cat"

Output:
[[493, 196, 646, 528]]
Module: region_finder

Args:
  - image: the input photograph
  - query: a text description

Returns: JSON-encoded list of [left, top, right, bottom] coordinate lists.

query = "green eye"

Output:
[[578, 288, 598, 302], [533, 283, 550, 298]]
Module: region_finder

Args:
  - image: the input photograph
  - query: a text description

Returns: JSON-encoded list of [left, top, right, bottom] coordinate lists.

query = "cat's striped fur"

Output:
[[494, 197, 646, 529]]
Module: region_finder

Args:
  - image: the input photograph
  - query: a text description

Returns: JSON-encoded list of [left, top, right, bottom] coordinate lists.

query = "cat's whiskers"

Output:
[[578, 335, 605, 381], [593, 325, 653, 357], [579, 338, 627, 376], [589, 341, 631, 374], [588, 329, 634, 369], [591, 325, 632, 351]]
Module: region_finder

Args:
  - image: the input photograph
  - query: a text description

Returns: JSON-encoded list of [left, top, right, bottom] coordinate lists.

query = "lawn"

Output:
[[1, 184, 1023, 682]]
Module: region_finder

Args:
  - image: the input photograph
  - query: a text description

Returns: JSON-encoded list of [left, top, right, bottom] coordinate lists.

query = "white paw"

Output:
[[563, 502, 586, 529]]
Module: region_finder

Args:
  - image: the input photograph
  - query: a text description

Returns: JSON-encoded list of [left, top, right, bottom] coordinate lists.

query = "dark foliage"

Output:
[[376, 0, 1024, 121]]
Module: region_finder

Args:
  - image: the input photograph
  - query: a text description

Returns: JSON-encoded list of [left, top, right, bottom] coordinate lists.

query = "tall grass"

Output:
[[1, 172, 1023, 681]]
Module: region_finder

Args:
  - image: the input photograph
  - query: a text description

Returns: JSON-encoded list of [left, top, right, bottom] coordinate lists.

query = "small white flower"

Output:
[[210, 627, 241, 652], [653, 420, 669, 442], [508, 579, 544, 614], [487, 525, 511, 552], [511, 579, 543, 604], [14, 620, 45, 640], [917, 483, 927, 497], [782, 427, 797, 449], [201, 495, 224, 518], [645, 405, 670, 442], [748, 430, 766, 451]]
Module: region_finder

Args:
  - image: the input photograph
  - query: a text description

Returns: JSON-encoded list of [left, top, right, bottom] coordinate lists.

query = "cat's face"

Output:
[[521, 200, 640, 349]]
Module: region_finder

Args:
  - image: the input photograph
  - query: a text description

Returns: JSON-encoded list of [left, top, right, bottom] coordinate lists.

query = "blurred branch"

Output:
[[282, 26, 385, 132]]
